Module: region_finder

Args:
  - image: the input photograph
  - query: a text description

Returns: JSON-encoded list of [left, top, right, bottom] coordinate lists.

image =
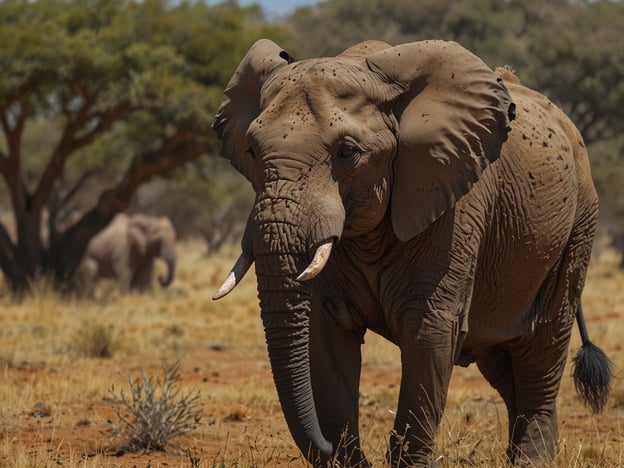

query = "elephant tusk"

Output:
[[296, 240, 333, 282], [212, 253, 254, 300]]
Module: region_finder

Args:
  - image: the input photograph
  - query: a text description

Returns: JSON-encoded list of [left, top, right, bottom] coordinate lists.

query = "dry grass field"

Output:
[[0, 240, 622, 467]]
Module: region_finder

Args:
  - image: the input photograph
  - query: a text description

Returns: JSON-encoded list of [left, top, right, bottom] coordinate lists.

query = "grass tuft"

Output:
[[106, 361, 202, 452], [70, 321, 120, 358]]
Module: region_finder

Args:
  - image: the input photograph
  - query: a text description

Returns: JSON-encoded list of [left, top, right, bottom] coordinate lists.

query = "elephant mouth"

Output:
[[212, 238, 335, 300]]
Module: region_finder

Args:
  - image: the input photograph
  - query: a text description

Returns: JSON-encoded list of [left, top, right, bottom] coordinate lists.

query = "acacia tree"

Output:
[[0, 0, 277, 293], [523, 0, 624, 146]]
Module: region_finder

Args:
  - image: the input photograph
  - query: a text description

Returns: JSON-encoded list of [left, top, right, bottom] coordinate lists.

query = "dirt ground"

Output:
[[1, 348, 303, 467], [1, 245, 623, 467], [1, 348, 620, 467]]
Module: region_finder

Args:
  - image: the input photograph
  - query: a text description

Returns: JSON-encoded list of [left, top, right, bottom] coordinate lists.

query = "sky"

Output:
[[237, 0, 318, 17]]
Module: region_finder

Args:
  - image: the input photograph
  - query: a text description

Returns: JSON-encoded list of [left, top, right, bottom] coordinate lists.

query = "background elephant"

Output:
[[212, 39, 612, 466], [81, 213, 176, 293]]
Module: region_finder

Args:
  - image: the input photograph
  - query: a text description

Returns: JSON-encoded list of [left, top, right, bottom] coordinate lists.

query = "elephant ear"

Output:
[[212, 39, 294, 189], [366, 40, 515, 241], [338, 40, 392, 61], [127, 216, 148, 256]]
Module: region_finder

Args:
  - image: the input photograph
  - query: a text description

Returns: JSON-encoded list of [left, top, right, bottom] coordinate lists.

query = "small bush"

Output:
[[72, 322, 119, 358], [107, 362, 202, 452]]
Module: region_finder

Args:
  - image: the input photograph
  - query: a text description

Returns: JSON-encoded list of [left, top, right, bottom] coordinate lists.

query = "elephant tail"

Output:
[[572, 304, 613, 413]]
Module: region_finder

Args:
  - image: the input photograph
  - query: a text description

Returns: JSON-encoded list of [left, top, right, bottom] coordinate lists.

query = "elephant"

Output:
[[80, 213, 176, 293], [211, 39, 613, 466]]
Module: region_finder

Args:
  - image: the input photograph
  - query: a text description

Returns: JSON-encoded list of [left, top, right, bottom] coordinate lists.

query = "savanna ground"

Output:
[[0, 240, 622, 467]]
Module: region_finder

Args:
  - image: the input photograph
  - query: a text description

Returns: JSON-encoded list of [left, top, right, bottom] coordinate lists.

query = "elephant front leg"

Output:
[[132, 261, 153, 292], [389, 308, 460, 467], [310, 294, 370, 467], [113, 256, 133, 293]]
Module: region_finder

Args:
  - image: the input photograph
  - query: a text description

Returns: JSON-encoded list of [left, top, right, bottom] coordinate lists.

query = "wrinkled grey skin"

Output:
[[81, 213, 176, 293], [212, 39, 608, 466]]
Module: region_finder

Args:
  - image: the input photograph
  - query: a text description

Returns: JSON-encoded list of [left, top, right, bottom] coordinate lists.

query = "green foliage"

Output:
[[589, 137, 624, 230], [285, 0, 527, 64], [0, 0, 282, 193], [141, 157, 254, 238], [0, 0, 287, 291], [524, 0, 624, 145], [107, 362, 202, 452]]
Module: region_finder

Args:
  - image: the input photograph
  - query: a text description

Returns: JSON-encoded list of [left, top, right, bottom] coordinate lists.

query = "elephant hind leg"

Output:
[[504, 344, 564, 465], [479, 335, 564, 465], [504, 224, 594, 465]]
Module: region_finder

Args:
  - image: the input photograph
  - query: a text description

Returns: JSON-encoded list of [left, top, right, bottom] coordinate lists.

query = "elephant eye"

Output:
[[245, 147, 256, 159], [339, 139, 360, 160]]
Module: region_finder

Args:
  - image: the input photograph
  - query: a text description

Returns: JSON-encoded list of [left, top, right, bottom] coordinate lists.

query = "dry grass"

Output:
[[0, 240, 622, 467]]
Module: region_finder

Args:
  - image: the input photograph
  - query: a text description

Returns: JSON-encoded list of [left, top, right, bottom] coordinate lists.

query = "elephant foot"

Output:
[[386, 447, 437, 468], [506, 443, 554, 467], [386, 456, 438, 468], [506, 413, 556, 467]]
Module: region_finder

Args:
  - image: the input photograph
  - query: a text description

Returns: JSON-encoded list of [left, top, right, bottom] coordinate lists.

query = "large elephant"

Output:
[[211, 39, 612, 466], [81, 213, 176, 293]]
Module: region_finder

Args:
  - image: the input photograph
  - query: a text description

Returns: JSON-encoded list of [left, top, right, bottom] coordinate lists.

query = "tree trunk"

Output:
[[0, 209, 44, 294]]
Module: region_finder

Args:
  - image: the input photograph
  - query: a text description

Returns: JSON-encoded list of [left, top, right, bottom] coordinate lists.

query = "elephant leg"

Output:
[[310, 294, 369, 467], [476, 348, 518, 460], [478, 340, 562, 466], [389, 307, 460, 467], [113, 257, 133, 293], [505, 227, 593, 465], [80, 257, 99, 280], [132, 261, 153, 292], [504, 334, 568, 465]]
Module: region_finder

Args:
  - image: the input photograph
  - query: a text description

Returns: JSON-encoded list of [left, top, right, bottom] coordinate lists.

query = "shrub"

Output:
[[72, 322, 119, 358], [107, 362, 202, 452]]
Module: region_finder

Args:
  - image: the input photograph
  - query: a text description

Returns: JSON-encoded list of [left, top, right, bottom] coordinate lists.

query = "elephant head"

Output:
[[212, 39, 514, 463], [128, 214, 177, 288]]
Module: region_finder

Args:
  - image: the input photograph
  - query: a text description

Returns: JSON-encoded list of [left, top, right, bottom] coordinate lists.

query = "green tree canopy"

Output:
[[523, 0, 624, 145], [0, 0, 281, 293]]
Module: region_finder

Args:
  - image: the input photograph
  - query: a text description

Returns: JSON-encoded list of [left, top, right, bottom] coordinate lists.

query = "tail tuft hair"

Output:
[[572, 341, 614, 413]]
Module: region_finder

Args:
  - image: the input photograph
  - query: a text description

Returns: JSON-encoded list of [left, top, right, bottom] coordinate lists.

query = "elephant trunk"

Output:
[[248, 171, 344, 464], [158, 243, 176, 287], [255, 255, 333, 465]]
